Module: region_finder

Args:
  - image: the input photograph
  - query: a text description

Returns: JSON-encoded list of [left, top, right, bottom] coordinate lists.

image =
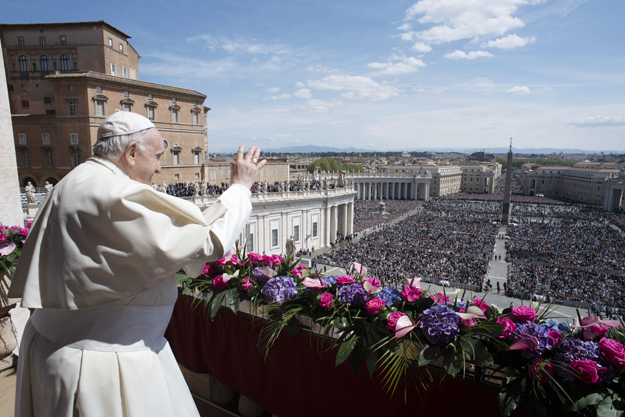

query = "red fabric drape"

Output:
[[165, 296, 522, 417]]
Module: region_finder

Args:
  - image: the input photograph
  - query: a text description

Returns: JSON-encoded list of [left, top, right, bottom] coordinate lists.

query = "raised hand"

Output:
[[230, 145, 267, 189]]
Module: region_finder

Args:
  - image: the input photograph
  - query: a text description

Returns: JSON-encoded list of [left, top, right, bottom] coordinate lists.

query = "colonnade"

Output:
[[325, 201, 354, 245], [353, 179, 430, 201]]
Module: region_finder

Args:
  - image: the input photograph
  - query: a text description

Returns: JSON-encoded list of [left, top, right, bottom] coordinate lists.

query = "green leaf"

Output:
[[364, 349, 378, 378], [350, 344, 364, 374], [225, 289, 239, 314], [210, 291, 226, 319], [606, 328, 625, 344], [442, 346, 463, 377], [572, 392, 604, 411], [336, 334, 358, 367], [597, 397, 624, 417], [472, 340, 494, 367], [418, 344, 443, 367], [459, 337, 478, 360], [498, 377, 523, 417]]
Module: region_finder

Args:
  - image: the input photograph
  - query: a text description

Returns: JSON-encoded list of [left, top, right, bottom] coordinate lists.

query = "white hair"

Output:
[[92, 128, 154, 159]]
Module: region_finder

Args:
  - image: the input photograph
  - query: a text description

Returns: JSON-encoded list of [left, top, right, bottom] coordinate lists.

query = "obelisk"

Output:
[[501, 138, 513, 224]]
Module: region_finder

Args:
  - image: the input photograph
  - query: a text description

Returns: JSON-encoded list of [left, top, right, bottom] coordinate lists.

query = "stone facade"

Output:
[[1, 21, 208, 186], [204, 159, 289, 186]]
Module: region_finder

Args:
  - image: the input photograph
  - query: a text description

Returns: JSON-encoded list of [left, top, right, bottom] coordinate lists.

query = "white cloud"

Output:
[[402, 0, 543, 44], [187, 34, 291, 55], [299, 99, 345, 113], [444, 50, 493, 60], [294, 88, 312, 99], [295, 81, 306, 88], [307, 65, 337, 73], [411, 42, 432, 53], [266, 94, 292, 100], [367, 55, 426, 75], [482, 34, 536, 49], [307, 75, 400, 101], [264, 87, 280, 93], [568, 115, 625, 127], [506, 86, 530, 95]]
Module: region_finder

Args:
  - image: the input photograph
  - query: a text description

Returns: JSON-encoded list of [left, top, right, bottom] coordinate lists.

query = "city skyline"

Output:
[[2, 0, 625, 152]]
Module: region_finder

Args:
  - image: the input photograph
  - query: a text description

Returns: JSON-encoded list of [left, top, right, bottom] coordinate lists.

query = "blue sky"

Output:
[[3, 0, 625, 152]]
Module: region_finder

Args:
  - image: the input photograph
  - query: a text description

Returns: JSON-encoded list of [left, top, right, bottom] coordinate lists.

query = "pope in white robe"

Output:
[[8, 112, 266, 417]]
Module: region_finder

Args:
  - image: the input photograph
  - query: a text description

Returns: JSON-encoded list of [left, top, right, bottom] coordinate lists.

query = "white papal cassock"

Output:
[[8, 156, 252, 417]]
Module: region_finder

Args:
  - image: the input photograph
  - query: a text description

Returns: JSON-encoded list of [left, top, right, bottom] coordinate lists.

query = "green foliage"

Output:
[[306, 157, 364, 173], [497, 157, 577, 170]]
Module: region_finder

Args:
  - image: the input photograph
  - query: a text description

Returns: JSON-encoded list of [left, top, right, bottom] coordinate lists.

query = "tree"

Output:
[[307, 158, 364, 173]]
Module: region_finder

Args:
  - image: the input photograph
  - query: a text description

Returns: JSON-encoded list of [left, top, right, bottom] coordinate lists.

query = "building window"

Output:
[[32, 62, 37, 71], [96, 86, 102, 93], [122, 67, 128, 78], [96, 101, 105, 116], [73, 62, 78, 71], [67, 100, 77, 116], [192, 112, 199, 124], [72, 148, 80, 166], [119, 43, 124, 53], [43, 96, 51, 104], [108, 38, 113, 47], [174, 174, 179, 180], [173, 152, 179, 165], [149, 94, 153, 100], [70, 133, 79, 145], [40, 55, 49, 71], [53, 62, 57, 71], [246, 234, 254, 252], [18, 134, 27, 145], [124, 90, 129, 97], [263, 168, 267, 177], [195, 173, 199, 179], [283, 167, 286, 175], [225, 170, 230, 180], [171, 109, 178, 122], [110, 62, 116, 76], [19, 55, 28, 72], [172, 98, 176, 103], [293, 225, 300, 242], [21, 100, 29, 108], [20, 149, 29, 167], [60, 36, 66, 45], [271, 229, 278, 247], [210, 171, 216, 180], [273, 168, 277, 176], [123, 103, 132, 112], [18, 37, 24, 47], [68, 85, 74, 91], [39, 36, 46, 46], [312, 222, 318, 238], [42, 133, 50, 144], [43, 149, 53, 167], [59, 54, 69, 71], [8, 84, 13, 92], [147, 106, 155, 121], [193, 152, 199, 164]]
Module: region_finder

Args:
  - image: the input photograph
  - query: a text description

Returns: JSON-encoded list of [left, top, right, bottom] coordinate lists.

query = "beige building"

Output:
[[523, 162, 619, 205], [205, 158, 289, 186], [1, 21, 209, 186], [460, 165, 496, 194]]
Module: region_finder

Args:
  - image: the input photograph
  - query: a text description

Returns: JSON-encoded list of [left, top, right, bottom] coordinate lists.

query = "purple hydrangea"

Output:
[[419, 305, 461, 345], [378, 287, 402, 307], [252, 267, 273, 285], [337, 283, 367, 307], [515, 322, 555, 359], [323, 276, 339, 286], [554, 338, 601, 382], [260, 276, 298, 303], [541, 318, 570, 333]]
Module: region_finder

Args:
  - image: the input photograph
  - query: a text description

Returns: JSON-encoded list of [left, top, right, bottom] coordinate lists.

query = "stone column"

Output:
[[0, 38, 22, 227], [325, 205, 332, 247], [331, 205, 338, 242], [347, 202, 354, 235], [373, 182, 377, 200], [342, 203, 348, 236]]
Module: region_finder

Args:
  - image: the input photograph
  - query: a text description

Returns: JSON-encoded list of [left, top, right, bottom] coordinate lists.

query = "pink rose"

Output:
[[20, 228, 29, 237], [246, 252, 264, 266], [0, 225, 7, 231], [472, 298, 489, 312], [214, 257, 228, 267], [548, 330, 563, 346], [319, 292, 333, 308], [497, 317, 517, 339], [296, 265, 308, 270], [461, 318, 477, 328], [569, 360, 606, 384], [387, 311, 406, 331], [26, 221, 32, 228], [363, 277, 381, 287], [430, 293, 450, 304], [364, 297, 385, 315], [241, 278, 253, 291], [402, 285, 422, 302], [0, 234, 6, 242], [261, 254, 274, 266], [528, 360, 555, 383], [336, 275, 356, 286], [509, 305, 538, 322], [598, 338, 625, 370], [212, 275, 229, 291], [272, 255, 284, 265], [291, 269, 303, 279], [228, 254, 240, 265], [202, 264, 214, 276]]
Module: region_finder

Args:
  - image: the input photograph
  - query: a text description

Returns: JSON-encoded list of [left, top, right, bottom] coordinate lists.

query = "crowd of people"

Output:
[[315, 202, 499, 288], [352, 200, 423, 232], [164, 182, 228, 197]]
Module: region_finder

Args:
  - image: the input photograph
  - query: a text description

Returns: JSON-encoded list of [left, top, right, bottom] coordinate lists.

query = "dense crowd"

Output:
[[505, 218, 625, 272], [507, 262, 625, 308], [315, 203, 498, 288], [352, 200, 423, 232], [165, 182, 227, 197]]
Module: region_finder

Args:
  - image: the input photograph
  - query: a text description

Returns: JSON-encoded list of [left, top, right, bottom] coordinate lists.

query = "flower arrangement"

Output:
[[0, 223, 30, 307], [182, 249, 625, 417]]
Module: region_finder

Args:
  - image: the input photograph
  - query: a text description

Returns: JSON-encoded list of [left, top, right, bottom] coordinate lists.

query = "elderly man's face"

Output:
[[131, 128, 164, 185]]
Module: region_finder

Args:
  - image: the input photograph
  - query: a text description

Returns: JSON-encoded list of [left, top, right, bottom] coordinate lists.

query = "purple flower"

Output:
[[337, 283, 367, 307], [322, 276, 339, 286], [419, 305, 461, 345], [378, 287, 402, 307], [554, 338, 602, 383], [515, 322, 554, 359], [252, 267, 276, 285], [260, 276, 298, 303]]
